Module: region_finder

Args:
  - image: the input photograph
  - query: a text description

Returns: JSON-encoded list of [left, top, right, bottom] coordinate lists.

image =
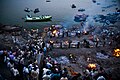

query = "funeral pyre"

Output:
[[113, 49, 120, 57]]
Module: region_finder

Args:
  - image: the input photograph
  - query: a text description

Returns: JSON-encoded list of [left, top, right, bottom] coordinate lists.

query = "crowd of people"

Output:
[[0, 28, 50, 80], [41, 55, 112, 80], [0, 48, 113, 80]]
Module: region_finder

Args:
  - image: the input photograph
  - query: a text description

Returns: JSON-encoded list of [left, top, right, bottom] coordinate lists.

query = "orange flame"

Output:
[[88, 64, 96, 69], [114, 49, 120, 57], [53, 30, 57, 34]]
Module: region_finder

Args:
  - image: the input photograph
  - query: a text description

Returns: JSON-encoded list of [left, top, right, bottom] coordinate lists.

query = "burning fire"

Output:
[[88, 63, 96, 69], [114, 49, 120, 57], [53, 30, 57, 34]]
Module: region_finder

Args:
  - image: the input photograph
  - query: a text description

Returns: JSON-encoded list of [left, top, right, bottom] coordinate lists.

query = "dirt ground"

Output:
[[47, 46, 120, 79]]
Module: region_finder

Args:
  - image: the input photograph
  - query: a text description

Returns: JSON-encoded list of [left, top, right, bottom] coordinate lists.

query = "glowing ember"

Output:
[[53, 30, 57, 34], [114, 49, 120, 57], [88, 63, 96, 69]]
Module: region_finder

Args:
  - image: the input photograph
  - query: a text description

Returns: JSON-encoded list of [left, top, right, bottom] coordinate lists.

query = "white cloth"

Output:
[[28, 64, 33, 71], [43, 68, 51, 75], [42, 74, 51, 80], [46, 62, 52, 67], [7, 62, 14, 68], [97, 76, 106, 80], [36, 68, 39, 74], [23, 67, 29, 74], [11, 68, 19, 76], [60, 77, 68, 80], [46, 43, 50, 48]]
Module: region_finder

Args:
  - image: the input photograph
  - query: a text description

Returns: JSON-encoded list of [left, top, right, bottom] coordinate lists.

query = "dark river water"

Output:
[[0, 0, 119, 30]]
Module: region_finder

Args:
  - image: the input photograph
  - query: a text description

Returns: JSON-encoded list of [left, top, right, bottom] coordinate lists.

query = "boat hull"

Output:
[[25, 18, 52, 22], [25, 16, 52, 22]]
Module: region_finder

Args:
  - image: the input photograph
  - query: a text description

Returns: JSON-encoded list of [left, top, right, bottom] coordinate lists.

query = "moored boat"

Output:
[[34, 8, 40, 14], [74, 14, 88, 22], [71, 4, 76, 8], [46, 0, 51, 2], [24, 8, 31, 12], [25, 15, 52, 22]]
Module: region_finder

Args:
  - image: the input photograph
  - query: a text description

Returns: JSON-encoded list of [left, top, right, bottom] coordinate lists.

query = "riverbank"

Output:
[[0, 22, 120, 79]]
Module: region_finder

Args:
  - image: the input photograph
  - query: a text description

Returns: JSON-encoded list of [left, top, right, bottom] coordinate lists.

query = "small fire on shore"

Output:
[[88, 63, 96, 69], [52, 30, 57, 34], [113, 49, 120, 57]]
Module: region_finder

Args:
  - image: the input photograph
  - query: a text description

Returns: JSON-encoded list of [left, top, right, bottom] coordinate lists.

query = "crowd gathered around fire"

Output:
[[0, 24, 120, 80]]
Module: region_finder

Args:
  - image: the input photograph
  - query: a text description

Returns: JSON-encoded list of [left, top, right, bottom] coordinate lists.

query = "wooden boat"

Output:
[[25, 15, 52, 22]]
